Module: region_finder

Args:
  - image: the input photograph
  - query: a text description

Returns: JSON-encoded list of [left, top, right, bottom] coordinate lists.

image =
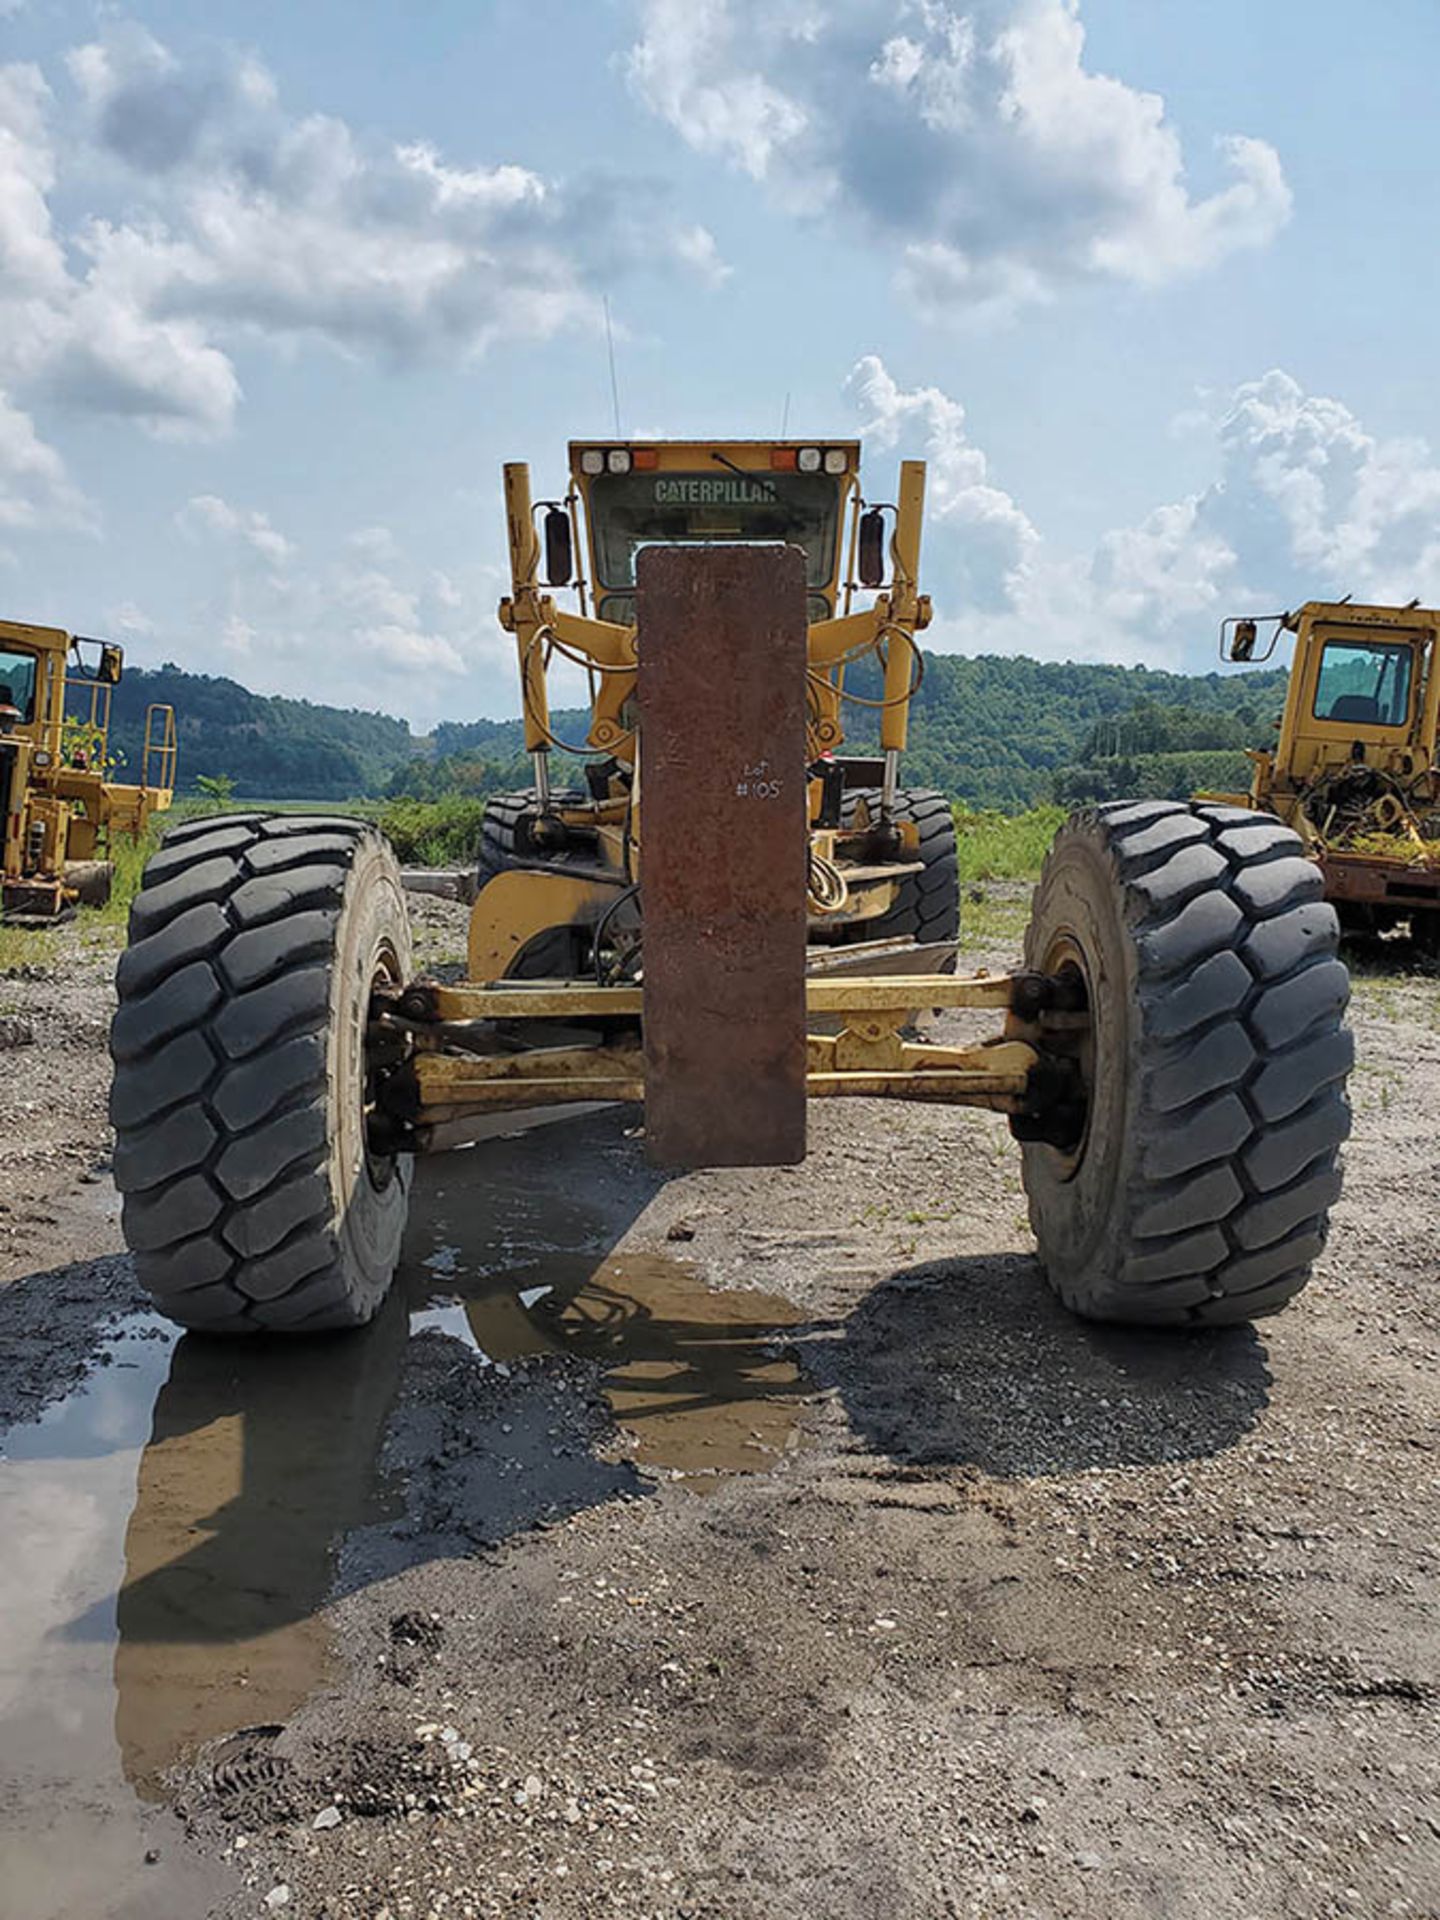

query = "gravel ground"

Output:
[[0, 886, 1436, 1920]]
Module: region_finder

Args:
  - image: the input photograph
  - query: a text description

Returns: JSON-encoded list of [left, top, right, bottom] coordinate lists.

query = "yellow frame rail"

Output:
[[375, 968, 1082, 1150]]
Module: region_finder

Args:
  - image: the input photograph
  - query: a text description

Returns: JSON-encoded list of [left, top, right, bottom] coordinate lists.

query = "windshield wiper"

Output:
[[710, 451, 778, 500]]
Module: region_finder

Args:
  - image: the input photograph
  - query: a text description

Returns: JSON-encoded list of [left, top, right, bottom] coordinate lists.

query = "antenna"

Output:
[[780, 391, 791, 439], [604, 296, 622, 440]]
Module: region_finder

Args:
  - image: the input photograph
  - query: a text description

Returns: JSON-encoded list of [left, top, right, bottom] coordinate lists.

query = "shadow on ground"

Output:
[[805, 1251, 1272, 1475], [1342, 929, 1440, 979], [6, 1107, 1273, 1802], [33, 1110, 798, 1794]]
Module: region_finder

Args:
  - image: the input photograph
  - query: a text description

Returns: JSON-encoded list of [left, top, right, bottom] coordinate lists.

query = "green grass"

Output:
[[377, 795, 488, 866], [953, 804, 1065, 882], [368, 795, 1070, 880], [0, 793, 1060, 975], [958, 889, 1030, 953], [0, 924, 57, 973]]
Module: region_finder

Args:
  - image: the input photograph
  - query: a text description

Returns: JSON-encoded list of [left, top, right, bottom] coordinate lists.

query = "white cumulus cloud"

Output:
[[628, 0, 1291, 315], [0, 23, 726, 449], [847, 357, 1440, 667], [845, 352, 1038, 610], [0, 389, 92, 532], [173, 497, 481, 708], [177, 494, 295, 567]]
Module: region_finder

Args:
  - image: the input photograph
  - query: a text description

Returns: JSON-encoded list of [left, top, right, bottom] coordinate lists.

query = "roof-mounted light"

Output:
[[606, 448, 632, 474], [824, 448, 848, 474], [796, 446, 822, 473], [580, 449, 604, 475]]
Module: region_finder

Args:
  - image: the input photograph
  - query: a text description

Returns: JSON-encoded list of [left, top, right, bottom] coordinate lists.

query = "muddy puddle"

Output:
[[0, 1109, 807, 1916]]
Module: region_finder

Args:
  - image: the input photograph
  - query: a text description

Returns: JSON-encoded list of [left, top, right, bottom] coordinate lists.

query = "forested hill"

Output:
[[419, 653, 1289, 810], [108, 664, 415, 800], [851, 653, 1287, 807], [103, 653, 1288, 808]]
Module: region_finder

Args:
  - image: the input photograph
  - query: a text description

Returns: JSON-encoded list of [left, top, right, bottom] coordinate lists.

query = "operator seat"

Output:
[[1325, 693, 1380, 724]]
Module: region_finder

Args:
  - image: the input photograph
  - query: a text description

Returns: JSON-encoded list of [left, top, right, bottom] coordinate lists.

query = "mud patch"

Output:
[[0, 1111, 817, 1917], [399, 1117, 810, 1486], [0, 1250, 145, 1423], [427, 1251, 808, 1481], [0, 1314, 229, 1919]]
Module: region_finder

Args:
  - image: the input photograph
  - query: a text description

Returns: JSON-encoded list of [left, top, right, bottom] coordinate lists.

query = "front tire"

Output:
[[109, 814, 413, 1333], [1019, 801, 1352, 1326]]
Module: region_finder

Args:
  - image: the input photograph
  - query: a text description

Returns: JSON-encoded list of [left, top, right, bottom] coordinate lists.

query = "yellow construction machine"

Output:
[[108, 438, 1353, 1340], [0, 618, 176, 921], [468, 440, 959, 982], [1207, 600, 1440, 952]]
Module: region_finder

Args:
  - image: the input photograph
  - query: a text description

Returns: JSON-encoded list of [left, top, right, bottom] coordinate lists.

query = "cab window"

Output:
[[588, 470, 842, 591], [0, 648, 38, 723], [1312, 638, 1413, 728]]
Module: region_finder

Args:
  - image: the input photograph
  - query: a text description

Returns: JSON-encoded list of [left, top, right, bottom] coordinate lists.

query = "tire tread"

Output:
[[110, 815, 409, 1333], [1021, 800, 1350, 1326]]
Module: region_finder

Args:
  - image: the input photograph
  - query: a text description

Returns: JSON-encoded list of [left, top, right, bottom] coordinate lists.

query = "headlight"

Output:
[[580, 449, 605, 475], [797, 446, 822, 473], [606, 448, 632, 474], [824, 448, 848, 474], [32, 750, 51, 768]]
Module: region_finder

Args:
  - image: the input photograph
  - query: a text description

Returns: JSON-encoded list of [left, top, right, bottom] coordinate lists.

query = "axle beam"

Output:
[[370, 964, 1087, 1154]]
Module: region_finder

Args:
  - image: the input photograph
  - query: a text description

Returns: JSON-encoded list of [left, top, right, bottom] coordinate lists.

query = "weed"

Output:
[[959, 889, 1030, 953], [0, 925, 57, 973], [953, 805, 1066, 883], [379, 796, 489, 866]]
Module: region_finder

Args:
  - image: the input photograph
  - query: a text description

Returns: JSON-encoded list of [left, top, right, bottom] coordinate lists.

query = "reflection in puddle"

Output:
[[0, 1109, 810, 1911], [112, 1292, 407, 1797], [438, 1251, 805, 1479]]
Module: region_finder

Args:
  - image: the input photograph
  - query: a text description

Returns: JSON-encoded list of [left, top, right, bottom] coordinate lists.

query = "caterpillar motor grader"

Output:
[[1206, 600, 1440, 951], [109, 438, 1352, 1339], [0, 617, 176, 921]]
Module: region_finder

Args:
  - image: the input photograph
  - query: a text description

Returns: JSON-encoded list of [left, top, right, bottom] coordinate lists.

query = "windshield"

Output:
[[1313, 637, 1414, 728], [588, 470, 842, 592], [0, 647, 38, 723]]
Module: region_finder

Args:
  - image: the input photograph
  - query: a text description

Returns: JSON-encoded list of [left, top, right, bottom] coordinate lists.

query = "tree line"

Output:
[[105, 655, 1287, 812]]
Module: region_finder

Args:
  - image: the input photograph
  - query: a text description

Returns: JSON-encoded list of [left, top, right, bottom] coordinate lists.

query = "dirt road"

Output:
[[0, 892, 1436, 1920]]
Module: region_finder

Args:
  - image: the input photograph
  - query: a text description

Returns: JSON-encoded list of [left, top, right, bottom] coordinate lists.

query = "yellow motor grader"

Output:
[[109, 439, 1352, 1338], [0, 617, 176, 921], [1207, 600, 1440, 951]]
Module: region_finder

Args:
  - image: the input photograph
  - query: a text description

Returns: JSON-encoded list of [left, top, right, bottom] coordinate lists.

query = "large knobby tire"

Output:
[[1019, 800, 1352, 1327], [476, 789, 536, 887], [475, 787, 595, 978], [109, 813, 413, 1334], [476, 786, 589, 887], [841, 786, 960, 948]]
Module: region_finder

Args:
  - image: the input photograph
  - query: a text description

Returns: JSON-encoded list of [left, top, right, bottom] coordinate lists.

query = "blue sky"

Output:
[[3, 0, 1439, 730]]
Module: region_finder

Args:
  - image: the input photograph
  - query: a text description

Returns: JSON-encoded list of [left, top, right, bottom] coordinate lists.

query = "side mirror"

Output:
[[857, 508, 887, 589], [100, 644, 123, 684], [543, 507, 573, 588], [1219, 614, 1281, 663]]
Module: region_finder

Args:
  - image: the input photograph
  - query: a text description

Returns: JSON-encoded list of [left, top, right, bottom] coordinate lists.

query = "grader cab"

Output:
[[1211, 600, 1440, 950], [0, 618, 176, 921], [109, 440, 1353, 1341]]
